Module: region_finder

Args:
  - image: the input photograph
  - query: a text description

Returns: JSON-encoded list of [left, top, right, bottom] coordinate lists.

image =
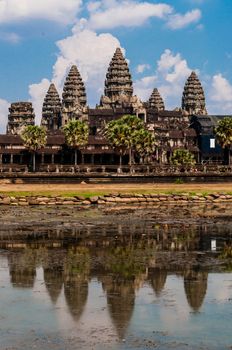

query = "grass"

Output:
[[1, 185, 232, 198], [0, 182, 232, 198]]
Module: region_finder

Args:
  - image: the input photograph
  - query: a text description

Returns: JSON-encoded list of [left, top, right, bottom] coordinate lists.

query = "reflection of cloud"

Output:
[[57, 279, 118, 346], [207, 273, 232, 302]]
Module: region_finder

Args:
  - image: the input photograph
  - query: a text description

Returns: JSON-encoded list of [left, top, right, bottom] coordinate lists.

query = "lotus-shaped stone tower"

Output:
[[41, 83, 61, 131], [182, 71, 207, 115], [148, 88, 165, 111]]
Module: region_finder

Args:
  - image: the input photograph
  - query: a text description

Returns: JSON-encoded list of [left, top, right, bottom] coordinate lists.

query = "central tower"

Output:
[[99, 48, 135, 109]]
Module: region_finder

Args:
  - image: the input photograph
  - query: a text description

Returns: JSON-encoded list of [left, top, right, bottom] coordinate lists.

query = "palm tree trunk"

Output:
[[33, 152, 36, 172], [129, 148, 132, 166], [119, 150, 122, 168], [74, 149, 77, 166]]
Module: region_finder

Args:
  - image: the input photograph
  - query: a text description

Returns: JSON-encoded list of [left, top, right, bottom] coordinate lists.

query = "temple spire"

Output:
[[41, 83, 61, 131], [101, 47, 133, 108], [182, 71, 207, 115], [148, 88, 165, 111], [7, 102, 35, 135], [61, 65, 87, 125]]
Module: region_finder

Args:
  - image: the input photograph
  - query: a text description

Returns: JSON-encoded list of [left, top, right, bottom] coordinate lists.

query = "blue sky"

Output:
[[0, 0, 231, 131]]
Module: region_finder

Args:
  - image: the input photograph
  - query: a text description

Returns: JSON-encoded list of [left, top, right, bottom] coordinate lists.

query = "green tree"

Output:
[[134, 128, 156, 163], [63, 119, 89, 165], [21, 125, 47, 172], [170, 149, 196, 166], [215, 117, 232, 165], [104, 115, 155, 166]]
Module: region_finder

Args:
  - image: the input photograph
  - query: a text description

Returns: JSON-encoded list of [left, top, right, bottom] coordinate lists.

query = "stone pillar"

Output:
[[51, 154, 55, 164], [10, 154, 13, 164], [0, 154, 2, 165], [81, 153, 84, 164], [20, 155, 23, 164]]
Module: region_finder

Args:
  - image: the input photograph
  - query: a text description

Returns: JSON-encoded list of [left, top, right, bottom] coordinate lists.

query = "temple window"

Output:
[[210, 138, 215, 148]]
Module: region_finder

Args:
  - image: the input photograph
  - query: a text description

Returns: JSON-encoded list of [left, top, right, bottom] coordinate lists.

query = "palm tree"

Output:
[[21, 125, 47, 172], [104, 115, 155, 167], [170, 149, 196, 166], [63, 119, 89, 165], [134, 128, 156, 163], [215, 117, 232, 165]]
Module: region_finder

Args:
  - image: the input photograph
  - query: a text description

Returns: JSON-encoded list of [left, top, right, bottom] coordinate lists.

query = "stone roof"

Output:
[[62, 65, 87, 108], [182, 71, 207, 115], [148, 88, 165, 111]]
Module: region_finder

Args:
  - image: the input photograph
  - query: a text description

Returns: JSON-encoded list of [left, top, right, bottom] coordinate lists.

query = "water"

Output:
[[0, 204, 232, 349]]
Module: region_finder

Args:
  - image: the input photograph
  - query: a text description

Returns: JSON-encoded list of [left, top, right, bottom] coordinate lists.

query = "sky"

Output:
[[0, 0, 231, 132]]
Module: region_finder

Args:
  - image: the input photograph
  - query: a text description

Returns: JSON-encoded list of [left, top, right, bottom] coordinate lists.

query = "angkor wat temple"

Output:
[[0, 47, 230, 170]]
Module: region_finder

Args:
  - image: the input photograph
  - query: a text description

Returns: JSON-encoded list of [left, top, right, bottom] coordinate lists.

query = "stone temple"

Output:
[[0, 47, 230, 169]]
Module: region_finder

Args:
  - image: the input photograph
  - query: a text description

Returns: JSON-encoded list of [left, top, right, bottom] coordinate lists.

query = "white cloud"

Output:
[[53, 26, 122, 105], [0, 99, 10, 133], [29, 78, 51, 125], [87, 0, 173, 29], [157, 49, 192, 84], [208, 74, 232, 114], [166, 9, 201, 29], [0, 0, 82, 25], [86, 1, 201, 31], [210, 74, 232, 102], [134, 75, 156, 101], [29, 26, 122, 119], [136, 64, 150, 74], [134, 49, 192, 108], [0, 32, 21, 44]]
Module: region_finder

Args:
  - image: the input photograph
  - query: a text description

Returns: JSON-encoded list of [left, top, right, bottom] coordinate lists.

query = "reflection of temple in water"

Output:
[[101, 276, 135, 339], [149, 268, 167, 297], [4, 231, 212, 320], [8, 249, 36, 288], [43, 252, 64, 304], [64, 280, 88, 321], [184, 270, 208, 312], [63, 247, 90, 321]]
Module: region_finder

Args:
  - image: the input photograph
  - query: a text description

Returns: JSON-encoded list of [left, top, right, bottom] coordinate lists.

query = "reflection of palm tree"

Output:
[[8, 249, 36, 288], [102, 276, 135, 340], [149, 268, 167, 297], [184, 270, 208, 312], [63, 247, 90, 321]]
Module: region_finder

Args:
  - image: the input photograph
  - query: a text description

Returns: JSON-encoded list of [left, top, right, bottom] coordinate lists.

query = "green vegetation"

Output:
[[63, 119, 89, 165], [21, 125, 47, 172], [170, 149, 196, 166], [174, 178, 184, 184], [215, 117, 232, 165], [105, 245, 153, 279], [104, 114, 156, 166], [1, 188, 232, 199], [220, 243, 232, 259]]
